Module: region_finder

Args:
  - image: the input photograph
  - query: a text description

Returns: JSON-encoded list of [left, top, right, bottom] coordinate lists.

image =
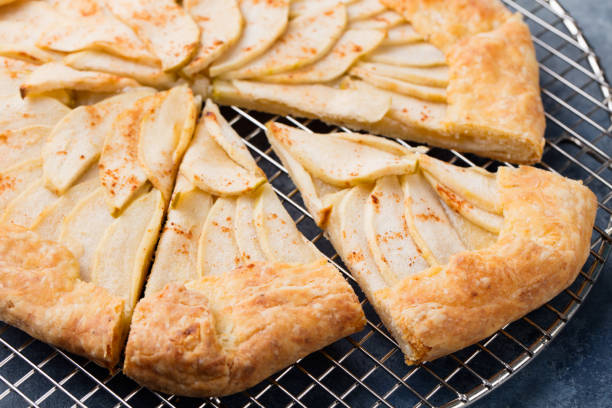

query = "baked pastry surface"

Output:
[[265, 122, 597, 363]]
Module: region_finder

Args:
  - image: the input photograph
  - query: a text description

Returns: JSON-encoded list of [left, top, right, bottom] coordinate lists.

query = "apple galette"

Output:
[[266, 122, 597, 363]]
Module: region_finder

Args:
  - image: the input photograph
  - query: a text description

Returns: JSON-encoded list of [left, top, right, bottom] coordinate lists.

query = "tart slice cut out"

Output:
[[125, 101, 365, 397], [266, 122, 597, 364]]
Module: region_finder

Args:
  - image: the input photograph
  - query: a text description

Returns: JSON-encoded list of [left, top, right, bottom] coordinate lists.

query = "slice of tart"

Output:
[[266, 122, 597, 364]]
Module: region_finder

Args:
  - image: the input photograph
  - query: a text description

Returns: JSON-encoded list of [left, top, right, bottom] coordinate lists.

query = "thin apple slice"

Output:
[[261, 28, 385, 84], [290, 0, 357, 18], [422, 172, 503, 234], [418, 155, 501, 214], [40, 0, 157, 64], [20, 62, 139, 97], [364, 176, 428, 285], [266, 122, 416, 187], [31, 170, 99, 241], [92, 188, 164, 312], [59, 188, 116, 282], [0, 1, 62, 64], [203, 99, 261, 175], [0, 57, 36, 72], [440, 200, 498, 251], [64, 51, 175, 88], [266, 126, 328, 227], [383, 24, 423, 45], [350, 65, 447, 102], [353, 62, 449, 87], [181, 117, 266, 197], [334, 131, 420, 156], [1, 179, 59, 228], [253, 183, 321, 264], [401, 173, 465, 266], [0, 68, 31, 97], [197, 196, 241, 276], [335, 184, 388, 293], [103, 0, 200, 71], [235, 190, 267, 264], [347, 0, 385, 21], [214, 80, 391, 126], [366, 43, 446, 67], [209, 0, 289, 77], [350, 10, 403, 29], [145, 175, 213, 296], [224, 5, 347, 79], [99, 92, 160, 215], [182, 0, 243, 76], [0, 159, 42, 211], [43, 88, 154, 195], [0, 94, 69, 132], [0, 126, 49, 171], [138, 86, 197, 200]]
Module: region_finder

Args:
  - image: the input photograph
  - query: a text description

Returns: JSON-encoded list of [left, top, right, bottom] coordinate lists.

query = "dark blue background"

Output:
[[473, 1, 612, 407]]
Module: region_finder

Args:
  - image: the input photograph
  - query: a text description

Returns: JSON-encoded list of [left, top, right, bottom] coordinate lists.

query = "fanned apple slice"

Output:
[[383, 24, 423, 45], [224, 5, 347, 79], [422, 172, 503, 234], [183, 0, 243, 76], [235, 191, 267, 264], [40, 0, 157, 64], [20, 62, 139, 97], [0, 159, 42, 211], [350, 66, 447, 102], [209, 0, 289, 77], [0, 68, 31, 97], [59, 188, 116, 282], [0, 94, 69, 132], [0, 1, 62, 64], [261, 28, 385, 84], [181, 116, 266, 197], [366, 43, 446, 67], [92, 188, 164, 312], [138, 86, 197, 200], [350, 10, 403, 29], [266, 126, 328, 227], [31, 171, 99, 241], [64, 51, 175, 88], [1, 179, 59, 228], [99, 92, 159, 215], [347, 0, 385, 21], [197, 196, 241, 276], [364, 176, 428, 285], [213, 80, 391, 126], [203, 100, 262, 175], [418, 155, 501, 214], [253, 183, 321, 264], [103, 0, 200, 71], [336, 184, 388, 293], [440, 200, 498, 251], [145, 176, 213, 296], [44, 88, 153, 195], [353, 62, 449, 87], [266, 122, 416, 187], [0, 126, 49, 171], [401, 173, 465, 266], [290, 0, 356, 18]]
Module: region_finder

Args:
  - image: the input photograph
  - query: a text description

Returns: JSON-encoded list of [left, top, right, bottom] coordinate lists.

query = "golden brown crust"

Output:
[[382, 0, 511, 51], [0, 224, 126, 369], [373, 166, 597, 363], [444, 15, 545, 164], [124, 260, 366, 397]]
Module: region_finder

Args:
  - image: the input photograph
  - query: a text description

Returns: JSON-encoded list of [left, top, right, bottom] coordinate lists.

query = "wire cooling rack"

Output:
[[1, 0, 611, 407]]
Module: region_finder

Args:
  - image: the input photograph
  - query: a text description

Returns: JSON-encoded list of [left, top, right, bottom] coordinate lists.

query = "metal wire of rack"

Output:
[[0, 0, 611, 407]]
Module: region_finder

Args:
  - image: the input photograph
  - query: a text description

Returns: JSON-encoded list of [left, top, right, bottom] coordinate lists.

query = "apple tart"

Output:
[[123, 101, 365, 397], [265, 122, 597, 363], [0, 0, 544, 163]]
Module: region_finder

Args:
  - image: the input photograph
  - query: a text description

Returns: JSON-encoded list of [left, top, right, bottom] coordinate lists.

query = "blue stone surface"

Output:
[[473, 1, 612, 407]]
